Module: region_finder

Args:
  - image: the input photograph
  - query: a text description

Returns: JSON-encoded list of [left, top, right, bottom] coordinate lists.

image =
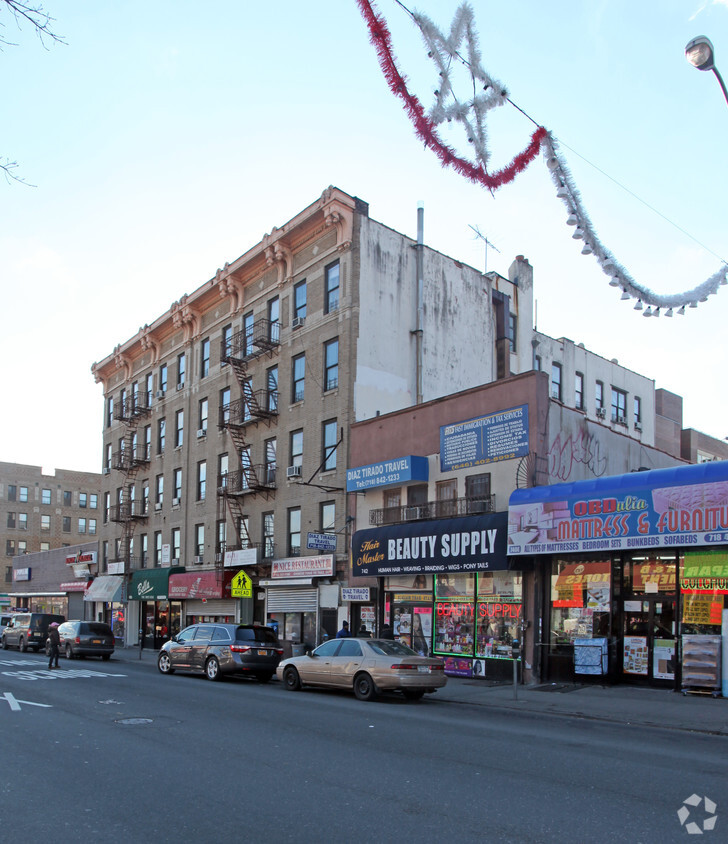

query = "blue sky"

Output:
[[2, 0, 727, 473]]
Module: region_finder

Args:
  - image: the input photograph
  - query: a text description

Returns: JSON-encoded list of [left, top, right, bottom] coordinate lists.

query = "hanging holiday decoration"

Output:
[[356, 0, 728, 314]]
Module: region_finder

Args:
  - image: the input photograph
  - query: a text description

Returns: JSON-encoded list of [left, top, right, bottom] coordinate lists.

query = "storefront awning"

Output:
[[351, 512, 509, 577], [60, 581, 90, 593], [84, 575, 124, 603], [128, 567, 184, 601], [168, 570, 235, 600], [508, 460, 728, 556]]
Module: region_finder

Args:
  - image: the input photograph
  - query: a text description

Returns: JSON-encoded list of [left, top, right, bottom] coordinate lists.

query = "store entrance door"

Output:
[[622, 598, 677, 687]]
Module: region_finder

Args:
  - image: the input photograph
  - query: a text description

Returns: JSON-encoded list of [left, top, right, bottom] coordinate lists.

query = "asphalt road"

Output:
[[0, 649, 725, 843]]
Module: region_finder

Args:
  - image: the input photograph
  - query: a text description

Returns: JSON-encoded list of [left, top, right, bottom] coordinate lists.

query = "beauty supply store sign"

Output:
[[351, 513, 508, 578], [508, 471, 728, 556], [440, 405, 529, 472]]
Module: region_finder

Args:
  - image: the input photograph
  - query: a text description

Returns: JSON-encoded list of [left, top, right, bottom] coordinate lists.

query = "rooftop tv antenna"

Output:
[[469, 224, 500, 273]]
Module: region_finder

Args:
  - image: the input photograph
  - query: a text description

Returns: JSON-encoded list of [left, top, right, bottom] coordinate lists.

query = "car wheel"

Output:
[[157, 652, 174, 674], [102, 654, 111, 661], [256, 673, 273, 683], [353, 672, 378, 701], [402, 689, 425, 701], [205, 656, 222, 681], [283, 667, 301, 691], [65, 643, 74, 660], [19, 638, 27, 653]]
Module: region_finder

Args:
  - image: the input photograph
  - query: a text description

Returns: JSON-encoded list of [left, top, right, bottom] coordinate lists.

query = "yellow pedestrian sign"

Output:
[[231, 569, 253, 599]]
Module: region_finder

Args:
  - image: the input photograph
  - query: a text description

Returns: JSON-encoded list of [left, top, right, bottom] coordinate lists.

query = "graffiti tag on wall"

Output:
[[549, 429, 607, 482]]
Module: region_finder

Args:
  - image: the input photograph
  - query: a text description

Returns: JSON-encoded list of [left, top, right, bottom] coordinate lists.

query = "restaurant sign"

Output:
[[271, 555, 334, 579]]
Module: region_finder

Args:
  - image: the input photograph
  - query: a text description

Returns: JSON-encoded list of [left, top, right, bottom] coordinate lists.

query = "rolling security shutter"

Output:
[[267, 588, 317, 613], [185, 600, 235, 617]]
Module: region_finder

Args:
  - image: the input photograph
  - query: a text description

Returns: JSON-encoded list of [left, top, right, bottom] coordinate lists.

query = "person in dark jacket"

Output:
[[336, 620, 351, 638], [358, 624, 371, 638], [380, 623, 394, 640], [47, 622, 61, 669]]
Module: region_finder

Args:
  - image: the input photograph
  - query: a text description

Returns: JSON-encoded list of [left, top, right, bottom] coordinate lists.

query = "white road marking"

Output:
[[1, 668, 127, 681], [1, 692, 52, 710]]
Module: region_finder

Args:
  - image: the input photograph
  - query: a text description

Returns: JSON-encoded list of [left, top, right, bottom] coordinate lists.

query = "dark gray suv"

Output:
[[1, 613, 65, 652], [158, 623, 283, 682], [44, 620, 115, 660]]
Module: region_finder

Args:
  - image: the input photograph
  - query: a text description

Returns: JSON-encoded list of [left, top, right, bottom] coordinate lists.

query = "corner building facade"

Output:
[[92, 187, 533, 649]]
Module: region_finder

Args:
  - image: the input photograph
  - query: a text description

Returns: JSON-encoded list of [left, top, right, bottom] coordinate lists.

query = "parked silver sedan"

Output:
[[277, 637, 446, 701]]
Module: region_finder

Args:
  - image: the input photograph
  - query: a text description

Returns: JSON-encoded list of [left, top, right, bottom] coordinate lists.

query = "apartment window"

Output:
[[40, 542, 50, 553], [155, 532, 162, 566], [156, 475, 164, 506], [63, 490, 73, 507], [140, 534, 148, 568], [197, 461, 207, 501], [195, 524, 205, 557], [534, 354, 541, 371], [634, 396, 642, 427], [19, 487, 28, 503], [325, 261, 340, 313], [103, 492, 110, 524], [292, 353, 305, 403], [131, 381, 140, 413], [288, 508, 302, 556], [142, 483, 149, 515], [6, 540, 15, 556], [89, 519, 97, 536], [198, 398, 208, 435], [217, 520, 227, 554], [41, 515, 51, 532], [263, 512, 275, 559], [290, 429, 303, 469], [611, 387, 627, 423], [105, 442, 112, 471], [41, 488, 51, 505], [267, 365, 279, 413], [7, 485, 16, 502], [324, 338, 339, 391], [265, 438, 277, 485], [146, 372, 153, 406], [171, 528, 181, 562], [243, 312, 254, 356], [143, 425, 151, 461], [322, 420, 338, 471], [465, 473, 491, 513], [575, 372, 584, 410], [159, 363, 168, 394], [177, 353, 186, 389], [158, 418, 166, 455], [551, 363, 562, 401], [18, 513, 27, 531], [508, 312, 517, 352], [241, 446, 251, 490], [218, 453, 229, 491], [200, 337, 210, 378], [6, 512, 15, 528], [78, 518, 87, 535], [222, 323, 232, 362], [321, 501, 335, 533], [242, 377, 253, 422], [239, 516, 250, 549], [595, 381, 605, 411], [17, 540, 27, 554], [220, 387, 231, 426], [106, 396, 114, 427], [120, 388, 127, 417], [173, 468, 182, 502], [268, 296, 280, 342], [293, 280, 307, 321], [175, 409, 184, 448], [436, 479, 458, 518], [79, 492, 87, 509]]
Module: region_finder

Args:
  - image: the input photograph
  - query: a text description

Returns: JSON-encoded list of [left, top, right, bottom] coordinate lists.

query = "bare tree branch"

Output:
[[1, 0, 65, 49], [1, 158, 37, 186]]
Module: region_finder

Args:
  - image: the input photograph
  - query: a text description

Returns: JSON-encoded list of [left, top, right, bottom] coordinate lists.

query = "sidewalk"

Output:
[[120, 646, 728, 735]]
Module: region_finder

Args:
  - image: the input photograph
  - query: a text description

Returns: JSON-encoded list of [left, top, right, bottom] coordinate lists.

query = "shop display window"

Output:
[[433, 601, 474, 656], [550, 557, 611, 646], [624, 553, 676, 595], [680, 549, 728, 635], [435, 572, 475, 600], [476, 572, 522, 660]]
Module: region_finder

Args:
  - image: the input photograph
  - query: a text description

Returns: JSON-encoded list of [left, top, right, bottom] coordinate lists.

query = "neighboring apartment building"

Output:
[[91, 187, 535, 648], [1, 462, 102, 591]]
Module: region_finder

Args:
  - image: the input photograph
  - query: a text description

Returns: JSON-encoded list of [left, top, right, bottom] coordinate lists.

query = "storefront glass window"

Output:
[[433, 601, 475, 656], [435, 573, 475, 599], [624, 553, 676, 595], [284, 612, 302, 643], [680, 549, 728, 635], [476, 571, 522, 660], [550, 557, 611, 645]]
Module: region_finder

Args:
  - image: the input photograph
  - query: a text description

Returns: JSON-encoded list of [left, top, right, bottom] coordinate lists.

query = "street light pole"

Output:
[[685, 35, 728, 107]]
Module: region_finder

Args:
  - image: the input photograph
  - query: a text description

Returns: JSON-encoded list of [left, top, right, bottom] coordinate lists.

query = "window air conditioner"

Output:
[[194, 555, 204, 564], [595, 408, 606, 419], [617, 414, 626, 424], [634, 422, 642, 431], [286, 465, 302, 479], [172, 498, 181, 507], [155, 502, 162, 511], [103, 467, 111, 475], [176, 383, 184, 391], [292, 316, 305, 329], [156, 391, 165, 399], [197, 428, 207, 438]]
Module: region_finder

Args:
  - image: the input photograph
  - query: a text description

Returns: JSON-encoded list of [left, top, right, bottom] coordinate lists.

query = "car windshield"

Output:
[[235, 626, 278, 644], [367, 640, 419, 657]]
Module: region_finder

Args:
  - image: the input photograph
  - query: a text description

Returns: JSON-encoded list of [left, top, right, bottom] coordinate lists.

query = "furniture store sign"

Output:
[[351, 512, 508, 577], [440, 405, 529, 472]]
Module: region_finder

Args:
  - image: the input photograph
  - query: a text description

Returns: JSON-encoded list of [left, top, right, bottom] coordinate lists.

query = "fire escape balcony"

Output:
[[220, 318, 280, 365], [108, 502, 150, 523], [220, 393, 278, 429], [369, 495, 497, 526], [111, 445, 150, 472], [113, 396, 152, 422], [217, 466, 276, 496]]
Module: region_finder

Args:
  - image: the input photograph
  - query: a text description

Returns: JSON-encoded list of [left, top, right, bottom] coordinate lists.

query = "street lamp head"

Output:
[[685, 35, 715, 71]]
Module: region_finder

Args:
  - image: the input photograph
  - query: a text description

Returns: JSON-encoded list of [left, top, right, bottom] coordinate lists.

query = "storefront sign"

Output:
[[60, 581, 88, 592], [65, 551, 97, 566], [107, 561, 125, 575], [307, 532, 337, 552], [352, 512, 508, 577], [341, 587, 370, 601], [682, 594, 723, 625], [169, 571, 234, 600], [392, 592, 432, 603], [271, 555, 334, 579], [224, 548, 258, 568], [681, 548, 728, 594], [347, 455, 428, 492], [509, 461, 728, 555], [127, 567, 183, 601], [14, 568, 31, 582], [440, 405, 529, 472]]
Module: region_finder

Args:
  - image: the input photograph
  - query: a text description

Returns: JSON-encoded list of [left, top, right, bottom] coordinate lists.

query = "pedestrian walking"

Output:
[[336, 620, 351, 638], [48, 622, 61, 669]]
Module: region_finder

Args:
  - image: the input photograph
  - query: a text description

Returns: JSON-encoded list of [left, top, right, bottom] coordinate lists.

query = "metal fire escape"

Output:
[[109, 392, 151, 572], [216, 317, 280, 574]]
